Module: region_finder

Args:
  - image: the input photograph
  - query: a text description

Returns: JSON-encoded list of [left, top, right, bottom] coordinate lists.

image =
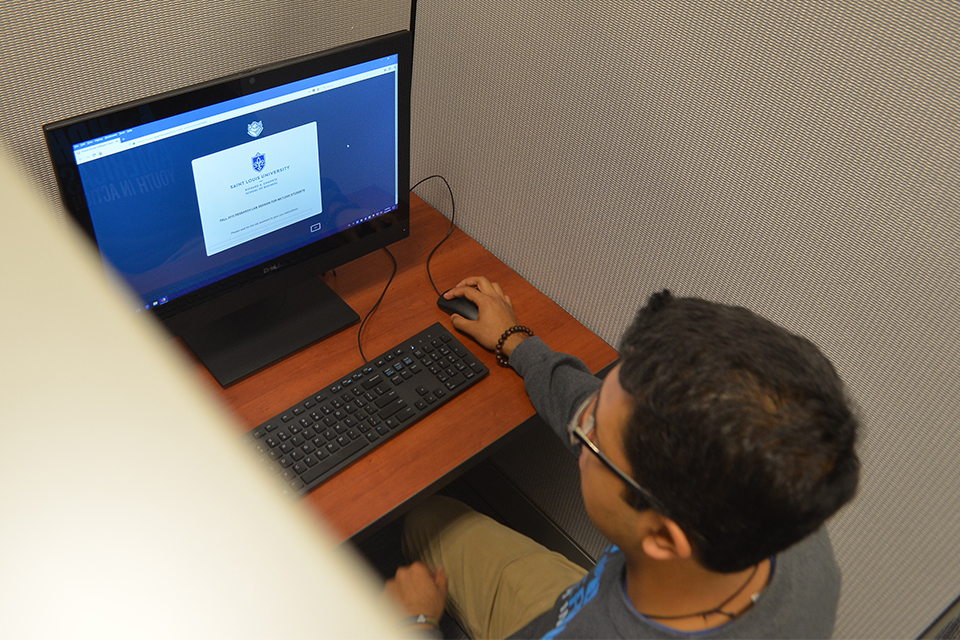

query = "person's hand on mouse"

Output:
[[444, 276, 531, 357]]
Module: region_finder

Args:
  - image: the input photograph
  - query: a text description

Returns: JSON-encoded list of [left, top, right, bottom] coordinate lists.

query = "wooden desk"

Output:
[[195, 194, 618, 541]]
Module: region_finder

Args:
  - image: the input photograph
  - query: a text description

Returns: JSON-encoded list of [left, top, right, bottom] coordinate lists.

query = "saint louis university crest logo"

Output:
[[247, 120, 263, 137], [252, 153, 266, 172]]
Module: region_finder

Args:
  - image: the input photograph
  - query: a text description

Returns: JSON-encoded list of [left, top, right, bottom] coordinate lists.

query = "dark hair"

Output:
[[617, 290, 860, 573]]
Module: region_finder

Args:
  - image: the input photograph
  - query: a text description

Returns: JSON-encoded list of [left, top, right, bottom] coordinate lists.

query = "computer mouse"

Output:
[[437, 293, 480, 321]]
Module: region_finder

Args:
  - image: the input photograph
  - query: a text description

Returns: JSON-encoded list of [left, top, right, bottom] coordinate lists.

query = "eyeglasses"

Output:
[[568, 391, 669, 516]]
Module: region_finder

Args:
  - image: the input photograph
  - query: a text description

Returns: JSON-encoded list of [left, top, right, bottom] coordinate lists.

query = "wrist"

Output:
[[402, 614, 440, 630], [495, 326, 535, 367], [500, 332, 529, 358]]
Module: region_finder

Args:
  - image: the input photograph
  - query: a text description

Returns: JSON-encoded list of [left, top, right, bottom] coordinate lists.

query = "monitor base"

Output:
[[181, 277, 360, 387]]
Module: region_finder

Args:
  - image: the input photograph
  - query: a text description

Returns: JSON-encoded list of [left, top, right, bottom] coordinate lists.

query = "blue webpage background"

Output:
[[76, 72, 397, 306]]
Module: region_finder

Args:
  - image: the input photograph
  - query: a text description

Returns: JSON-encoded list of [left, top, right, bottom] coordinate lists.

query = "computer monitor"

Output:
[[44, 31, 412, 386]]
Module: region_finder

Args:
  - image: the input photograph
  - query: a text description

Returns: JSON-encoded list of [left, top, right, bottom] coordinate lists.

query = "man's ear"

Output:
[[640, 515, 693, 561]]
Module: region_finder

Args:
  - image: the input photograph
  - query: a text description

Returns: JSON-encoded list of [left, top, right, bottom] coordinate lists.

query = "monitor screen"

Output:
[[45, 31, 412, 385]]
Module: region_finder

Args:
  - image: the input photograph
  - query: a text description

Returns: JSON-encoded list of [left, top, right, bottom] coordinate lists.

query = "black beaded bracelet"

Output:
[[496, 325, 535, 367]]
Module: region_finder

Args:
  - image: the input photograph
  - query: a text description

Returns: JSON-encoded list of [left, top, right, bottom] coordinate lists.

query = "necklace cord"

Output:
[[641, 563, 760, 622]]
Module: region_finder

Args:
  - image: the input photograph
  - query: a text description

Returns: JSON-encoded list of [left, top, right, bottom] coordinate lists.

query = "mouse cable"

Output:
[[410, 174, 456, 296], [357, 246, 398, 363], [355, 176, 454, 362]]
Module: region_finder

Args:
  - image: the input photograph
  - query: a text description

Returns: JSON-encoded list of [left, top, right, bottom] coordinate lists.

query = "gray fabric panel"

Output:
[[411, 2, 960, 638], [0, 0, 408, 216]]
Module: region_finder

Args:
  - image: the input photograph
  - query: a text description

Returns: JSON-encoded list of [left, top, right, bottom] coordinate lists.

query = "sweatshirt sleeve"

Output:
[[508, 336, 605, 454]]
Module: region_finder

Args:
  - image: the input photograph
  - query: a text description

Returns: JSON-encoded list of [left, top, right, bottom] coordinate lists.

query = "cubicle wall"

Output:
[[0, 0, 409, 214], [409, 2, 959, 639]]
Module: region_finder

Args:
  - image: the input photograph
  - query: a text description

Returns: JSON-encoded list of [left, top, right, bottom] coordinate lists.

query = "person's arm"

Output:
[[445, 276, 603, 451], [509, 337, 601, 449], [384, 562, 447, 637]]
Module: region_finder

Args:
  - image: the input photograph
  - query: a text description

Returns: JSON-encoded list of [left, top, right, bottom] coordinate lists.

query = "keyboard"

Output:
[[246, 322, 489, 496]]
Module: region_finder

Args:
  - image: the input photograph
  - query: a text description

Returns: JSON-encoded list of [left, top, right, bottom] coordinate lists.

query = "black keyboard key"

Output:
[[378, 398, 406, 419], [300, 436, 369, 485], [375, 390, 398, 407]]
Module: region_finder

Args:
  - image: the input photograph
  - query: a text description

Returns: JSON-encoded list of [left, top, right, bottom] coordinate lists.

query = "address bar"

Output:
[[75, 64, 396, 165]]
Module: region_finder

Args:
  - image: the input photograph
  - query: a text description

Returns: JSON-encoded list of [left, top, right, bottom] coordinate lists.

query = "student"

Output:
[[386, 277, 860, 639]]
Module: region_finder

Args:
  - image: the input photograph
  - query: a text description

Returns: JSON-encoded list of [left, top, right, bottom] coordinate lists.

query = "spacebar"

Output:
[[300, 438, 369, 485]]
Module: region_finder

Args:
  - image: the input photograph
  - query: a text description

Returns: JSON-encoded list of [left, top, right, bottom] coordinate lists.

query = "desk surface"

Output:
[[192, 194, 618, 541]]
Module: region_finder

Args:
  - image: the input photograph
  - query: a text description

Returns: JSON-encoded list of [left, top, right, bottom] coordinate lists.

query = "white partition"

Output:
[[0, 148, 405, 638]]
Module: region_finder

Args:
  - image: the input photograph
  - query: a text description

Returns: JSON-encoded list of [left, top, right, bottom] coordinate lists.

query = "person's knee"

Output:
[[402, 495, 474, 562]]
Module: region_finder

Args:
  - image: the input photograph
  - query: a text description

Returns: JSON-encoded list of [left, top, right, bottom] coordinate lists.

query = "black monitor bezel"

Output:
[[43, 30, 412, 337]]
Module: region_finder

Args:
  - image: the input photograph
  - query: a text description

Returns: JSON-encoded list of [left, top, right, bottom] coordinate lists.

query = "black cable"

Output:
[[357, 247, 398, 363], [410, 174, 456, 296], [409, 0, 418, 45], [355, 175, 454, 361]]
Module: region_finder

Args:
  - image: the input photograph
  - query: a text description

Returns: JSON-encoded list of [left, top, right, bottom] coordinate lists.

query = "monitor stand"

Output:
[[180, 277, 360, 387]]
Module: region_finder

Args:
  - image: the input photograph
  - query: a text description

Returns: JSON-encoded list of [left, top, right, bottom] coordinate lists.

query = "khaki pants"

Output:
[[403, 495, 588, 639]]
